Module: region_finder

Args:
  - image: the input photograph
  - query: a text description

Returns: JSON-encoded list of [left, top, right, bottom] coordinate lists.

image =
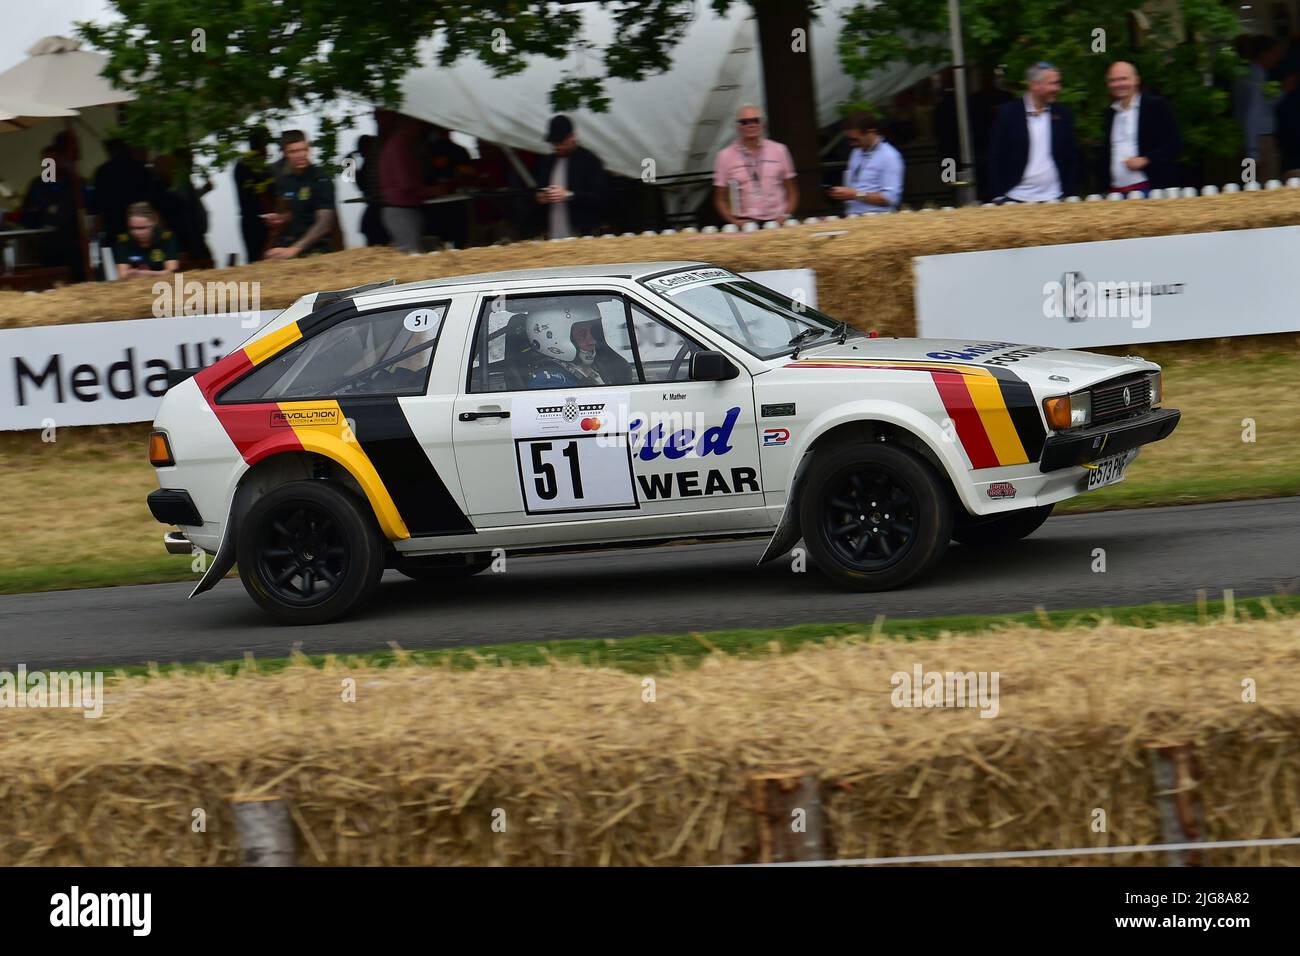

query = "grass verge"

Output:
[[104, 591, 1298, 678]]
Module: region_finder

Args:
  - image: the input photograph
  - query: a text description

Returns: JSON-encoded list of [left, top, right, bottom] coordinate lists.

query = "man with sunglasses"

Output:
[[827, 112, 903, 214], [988, 62, 1079, 203], [713, 105, 798, 225]]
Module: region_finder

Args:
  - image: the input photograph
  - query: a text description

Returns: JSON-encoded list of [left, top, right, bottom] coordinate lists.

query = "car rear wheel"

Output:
[[236, 480, 383, 625], [798, 443, 952, 591], [394, 552, 493, 581], [952, 503, 1054, 547]]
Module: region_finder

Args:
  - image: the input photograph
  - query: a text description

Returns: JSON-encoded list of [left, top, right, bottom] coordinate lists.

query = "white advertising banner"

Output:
[[0, 270, 814, 431], [914, 226, 1300, 348], [0, 311, 277, 431]]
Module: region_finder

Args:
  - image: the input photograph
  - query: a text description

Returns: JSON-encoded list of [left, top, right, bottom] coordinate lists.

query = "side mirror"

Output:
[[689, 350, 739, 382]]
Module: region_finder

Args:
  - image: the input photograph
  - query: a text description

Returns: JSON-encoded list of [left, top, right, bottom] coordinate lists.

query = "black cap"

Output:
[[544, 114, 574, 144]]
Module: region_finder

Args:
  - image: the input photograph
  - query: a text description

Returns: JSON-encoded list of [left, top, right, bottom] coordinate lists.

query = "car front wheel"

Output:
[[798, 443, 952, 591], [236, 480, 384, 625]]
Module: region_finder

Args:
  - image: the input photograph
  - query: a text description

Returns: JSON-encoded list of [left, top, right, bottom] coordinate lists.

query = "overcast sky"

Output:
[[0, 0, 115, 73]]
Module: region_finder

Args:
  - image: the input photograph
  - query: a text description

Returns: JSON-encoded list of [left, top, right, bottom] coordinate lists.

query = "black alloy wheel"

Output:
[[798, 442, 952, 591], [256, 501, 348, 605], [237, 480, 384, 625], [820, 468, 919, 572]]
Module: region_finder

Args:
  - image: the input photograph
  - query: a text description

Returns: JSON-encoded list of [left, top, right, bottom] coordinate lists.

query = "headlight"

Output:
[[1042, 392, 1091, 430], [1146, 371, 1162, 406]]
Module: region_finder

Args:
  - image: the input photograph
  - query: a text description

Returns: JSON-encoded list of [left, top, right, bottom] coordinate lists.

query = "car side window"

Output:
[[468, 292, 640, 393], [625, 303, 699, 383], [222, 303, 447, 402]]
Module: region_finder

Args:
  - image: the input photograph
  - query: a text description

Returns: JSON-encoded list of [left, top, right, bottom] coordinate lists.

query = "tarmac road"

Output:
[[2, 497, 1298, 669]]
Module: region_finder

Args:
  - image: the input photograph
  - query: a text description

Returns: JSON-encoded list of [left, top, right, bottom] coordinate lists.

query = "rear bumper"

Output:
[[147, 488, 204, 526], [1039, 407, 1181, 472]]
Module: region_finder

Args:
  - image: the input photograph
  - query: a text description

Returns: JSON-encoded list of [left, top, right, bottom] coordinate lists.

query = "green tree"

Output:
[[838, 0, 1244, 164], [78, 0, 824, 185], [78, 0, 710, 167]]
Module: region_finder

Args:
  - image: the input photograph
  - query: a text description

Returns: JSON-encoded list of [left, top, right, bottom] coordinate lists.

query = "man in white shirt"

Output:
[[988, 62, 1078, 202], [1100, 61, 1182, 193]]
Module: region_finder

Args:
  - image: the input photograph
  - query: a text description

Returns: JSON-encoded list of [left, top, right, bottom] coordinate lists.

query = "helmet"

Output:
[[529, 306, 600, 364]]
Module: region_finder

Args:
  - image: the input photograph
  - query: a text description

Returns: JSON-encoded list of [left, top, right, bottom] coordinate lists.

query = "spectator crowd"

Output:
[[10, 29, 1300, 285]]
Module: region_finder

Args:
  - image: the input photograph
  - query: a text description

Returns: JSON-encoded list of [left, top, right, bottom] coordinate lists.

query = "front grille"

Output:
[[1089, 375, 1151, 425]]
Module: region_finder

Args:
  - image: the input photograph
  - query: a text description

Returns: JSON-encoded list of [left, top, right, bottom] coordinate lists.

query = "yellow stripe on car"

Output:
[[962, 373, 1029, 465], [280, 400, 411, 540], [244, 322, 303, 366]]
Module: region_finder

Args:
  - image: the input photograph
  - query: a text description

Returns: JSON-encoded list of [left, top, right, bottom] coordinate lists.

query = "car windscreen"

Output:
[[641, 273, 844, 359]]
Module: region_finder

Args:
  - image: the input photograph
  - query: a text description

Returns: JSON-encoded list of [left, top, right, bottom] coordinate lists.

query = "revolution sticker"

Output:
[[270, 406, 340, 427]]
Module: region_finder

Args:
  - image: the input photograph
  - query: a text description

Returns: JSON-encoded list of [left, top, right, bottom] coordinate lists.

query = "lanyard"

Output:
[[741, 145, 764, 195], [848, 145, 874, 187]]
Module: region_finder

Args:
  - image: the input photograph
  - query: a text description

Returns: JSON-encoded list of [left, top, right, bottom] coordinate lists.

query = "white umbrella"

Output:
[[0, 37, 132, 280], [0, 35, 134, 110], [0, 95, 78, 133]]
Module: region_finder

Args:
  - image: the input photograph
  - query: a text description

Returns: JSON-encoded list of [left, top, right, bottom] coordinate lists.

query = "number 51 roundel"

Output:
[[511, 391, 639, 516]]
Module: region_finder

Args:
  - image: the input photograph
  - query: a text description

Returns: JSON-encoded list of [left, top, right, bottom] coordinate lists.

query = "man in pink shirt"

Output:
[[713, 104, 799, 224]]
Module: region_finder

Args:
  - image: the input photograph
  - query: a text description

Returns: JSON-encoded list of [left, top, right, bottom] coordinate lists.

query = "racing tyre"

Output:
[[237, 480, 384, 625], [799, 443, 952, 591], [952, 503, 1054, 547], [395, 552, 493, 581]]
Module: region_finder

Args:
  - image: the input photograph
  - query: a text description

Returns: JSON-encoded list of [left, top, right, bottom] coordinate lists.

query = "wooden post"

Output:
[[751, 772, 825, 863], [231, 796, 296, 866], [64, 117, 93, 282], [1147, 744, 1206, 866]]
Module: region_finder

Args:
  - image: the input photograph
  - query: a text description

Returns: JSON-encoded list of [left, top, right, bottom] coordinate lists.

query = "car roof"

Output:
[[377, 260, 717, 295]]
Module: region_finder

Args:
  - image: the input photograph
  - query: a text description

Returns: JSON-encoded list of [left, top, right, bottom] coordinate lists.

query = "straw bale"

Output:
[[1, 616, 1297, 866], [2, 190, 1296, 337]]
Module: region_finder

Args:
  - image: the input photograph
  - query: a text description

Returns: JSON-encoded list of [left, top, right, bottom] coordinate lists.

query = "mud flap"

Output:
[[756, 451, 811, 565], [757, 509, 801, 565], [190, 501, 237, 598]]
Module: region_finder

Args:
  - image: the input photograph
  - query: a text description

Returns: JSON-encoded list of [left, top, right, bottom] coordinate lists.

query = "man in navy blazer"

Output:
[[988, 62, 1079, 201], [1099, 61, 1182, 192]]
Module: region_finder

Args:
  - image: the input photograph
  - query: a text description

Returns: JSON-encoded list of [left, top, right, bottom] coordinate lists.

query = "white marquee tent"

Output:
[[0, 8, 939, 269], [397, 0, 935, 210]]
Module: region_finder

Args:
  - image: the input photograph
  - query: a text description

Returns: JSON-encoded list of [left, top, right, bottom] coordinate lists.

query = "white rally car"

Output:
[[147, 261, 1180, 624]]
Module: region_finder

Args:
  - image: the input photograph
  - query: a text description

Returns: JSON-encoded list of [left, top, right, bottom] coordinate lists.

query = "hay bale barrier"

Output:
[[2, 617, 1297, 866], [2, 190, 1298, 337]]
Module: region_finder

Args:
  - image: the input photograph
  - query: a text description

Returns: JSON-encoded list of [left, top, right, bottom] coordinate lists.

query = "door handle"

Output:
[[458, 410, 511, 421]]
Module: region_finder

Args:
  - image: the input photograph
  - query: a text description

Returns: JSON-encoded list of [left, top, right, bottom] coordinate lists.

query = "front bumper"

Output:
[[1039, 407, 1180, 472]]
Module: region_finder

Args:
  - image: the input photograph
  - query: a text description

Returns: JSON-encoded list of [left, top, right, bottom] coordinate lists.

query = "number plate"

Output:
[[1086, 449, 1136, 490]]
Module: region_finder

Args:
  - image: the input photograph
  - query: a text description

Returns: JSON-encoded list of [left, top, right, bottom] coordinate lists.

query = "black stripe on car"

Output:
[[336, 397, 476, 536], [985, 365, 1047, 462]]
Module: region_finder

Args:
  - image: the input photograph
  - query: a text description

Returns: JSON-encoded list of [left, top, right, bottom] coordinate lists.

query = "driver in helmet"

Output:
[[526, 306, 634, 387]]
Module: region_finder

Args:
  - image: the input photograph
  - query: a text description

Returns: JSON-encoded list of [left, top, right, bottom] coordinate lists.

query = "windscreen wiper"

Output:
[[787, 326, 825, 358]]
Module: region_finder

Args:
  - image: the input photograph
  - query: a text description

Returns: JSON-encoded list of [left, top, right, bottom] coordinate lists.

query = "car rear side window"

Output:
[[222, 303, 447, 403]]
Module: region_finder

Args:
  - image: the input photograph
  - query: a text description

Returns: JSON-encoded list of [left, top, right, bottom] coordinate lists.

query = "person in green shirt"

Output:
[[114, 202, 180, 279], [265, 130, 337, 259]]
